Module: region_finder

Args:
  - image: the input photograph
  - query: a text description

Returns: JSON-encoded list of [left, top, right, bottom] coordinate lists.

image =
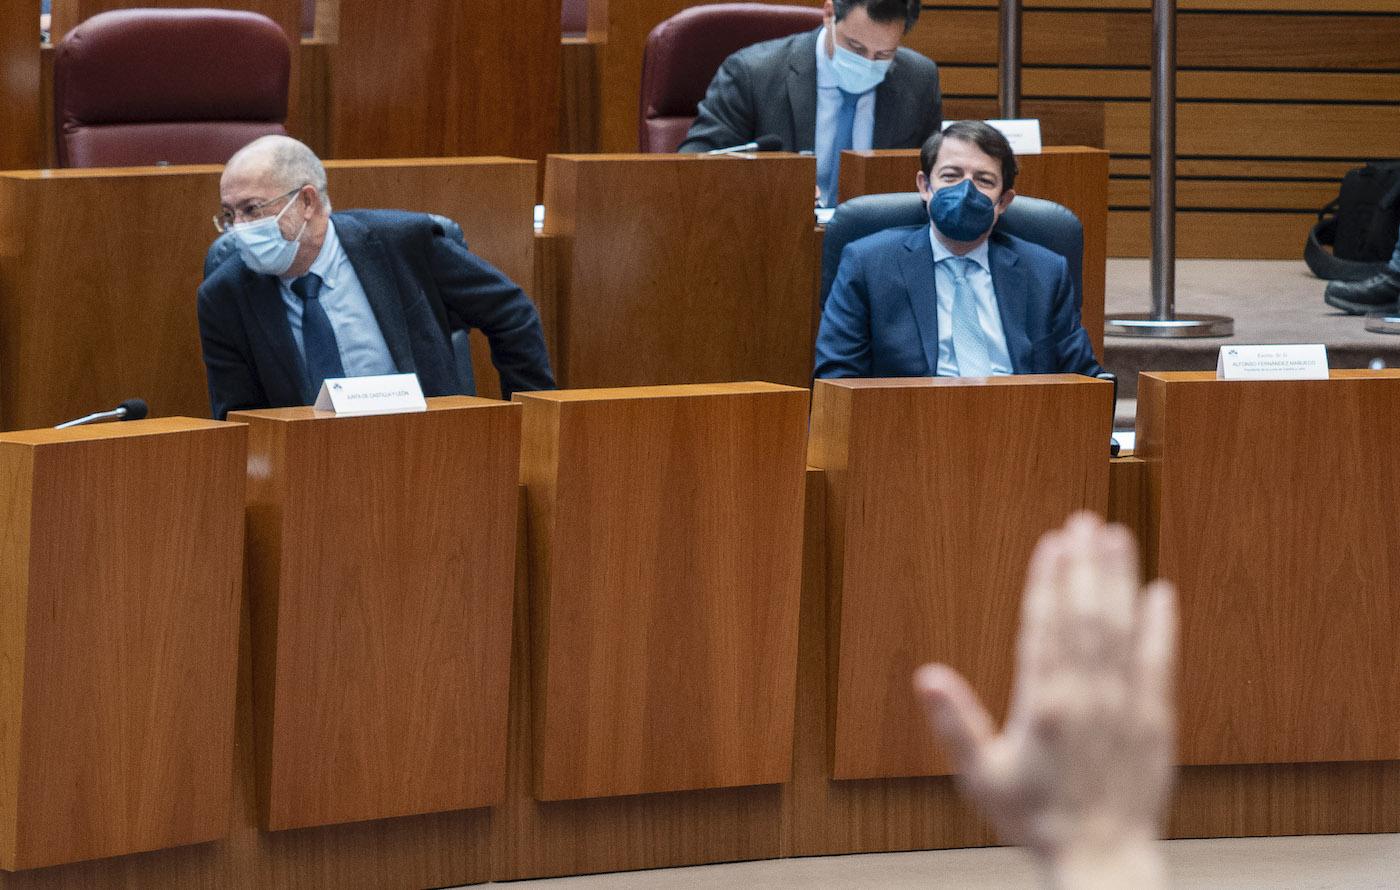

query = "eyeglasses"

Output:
[[212, 185, 305, 233]]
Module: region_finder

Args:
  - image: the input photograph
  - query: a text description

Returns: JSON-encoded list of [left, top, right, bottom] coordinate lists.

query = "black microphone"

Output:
[[55, 398, 149, 429], [706, 134, 783, 155]]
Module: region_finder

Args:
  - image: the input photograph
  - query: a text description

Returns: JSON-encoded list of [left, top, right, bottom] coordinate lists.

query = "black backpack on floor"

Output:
[[1304, 160, 1400, 281]]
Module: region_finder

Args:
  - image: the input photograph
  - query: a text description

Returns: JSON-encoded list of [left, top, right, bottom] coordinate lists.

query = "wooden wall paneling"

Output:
[[542, 154, 818, 389], [941, 67, 1400, 104], [491, 489, 795, 880], [1106, 455, 1145, 544], [233, 397, 520, 832], [1170, 762, 1400, 839], [787, 467, 997, 856], [0, 420, 244, 871], [1137, 371, 1400, 766], [296, 39, 331, 157], [808, 376, 1112, 781], [329, 0, 558, 162], [559, 37, 600, 154], [929, 0, 1394, 10], [516, 382, 809, 802], [837, 147, 1108, 360], [1108, 210, 1316, 259], [47, 0, 302, 147], [0, 1, 42, 170]]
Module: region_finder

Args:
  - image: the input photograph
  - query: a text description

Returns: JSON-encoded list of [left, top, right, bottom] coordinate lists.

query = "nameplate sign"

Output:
[[1216, 344, 1329, 380], [314, 373, 428, 415], [970, 119, 1042, 155]]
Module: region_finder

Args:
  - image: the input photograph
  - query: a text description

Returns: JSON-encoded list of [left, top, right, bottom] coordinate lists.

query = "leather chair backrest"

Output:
[[820, 193, 1085, 307], [54, 8, 290, 168], [638, 3, 824, 153], [203, 214, 477, 396]]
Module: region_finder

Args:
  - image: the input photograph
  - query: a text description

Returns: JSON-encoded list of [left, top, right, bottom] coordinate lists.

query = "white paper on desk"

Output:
[[945, 119, 1042, 154], [1216, 344, 1329, 380]]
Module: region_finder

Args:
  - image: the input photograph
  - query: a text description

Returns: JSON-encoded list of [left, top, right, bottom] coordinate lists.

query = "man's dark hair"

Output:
[[919, 120, 1019, 193], [833, 0, 920, 33]]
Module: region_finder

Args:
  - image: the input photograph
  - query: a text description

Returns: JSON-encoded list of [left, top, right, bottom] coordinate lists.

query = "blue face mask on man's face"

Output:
[[230, 195, 308, 277], [927, 179, 998, 242], [830, 41, 892, 95]]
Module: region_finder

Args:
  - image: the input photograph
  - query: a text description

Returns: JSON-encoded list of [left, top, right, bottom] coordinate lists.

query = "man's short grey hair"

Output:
[[228, 135, 332, 209]]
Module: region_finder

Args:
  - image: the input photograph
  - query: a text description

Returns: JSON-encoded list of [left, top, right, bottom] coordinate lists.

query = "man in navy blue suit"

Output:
[[198, 136, 554, 420], [814, 121, 1103, 380]]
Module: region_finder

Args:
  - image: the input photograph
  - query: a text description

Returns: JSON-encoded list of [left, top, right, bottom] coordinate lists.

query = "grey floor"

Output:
[[475, 833, 1400, 888]]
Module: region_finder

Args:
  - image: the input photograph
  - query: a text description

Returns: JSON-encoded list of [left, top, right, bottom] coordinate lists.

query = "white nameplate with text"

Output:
[[314, 373, 428, 415], [980, 119, 1043, 154], [1216, 344, 1329, 381]]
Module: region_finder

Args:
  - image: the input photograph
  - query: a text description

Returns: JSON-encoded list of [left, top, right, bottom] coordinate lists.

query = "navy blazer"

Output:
[[197, 209, 554, 420], [677, 29, 941, 154], [814, 224, 1104, 379]]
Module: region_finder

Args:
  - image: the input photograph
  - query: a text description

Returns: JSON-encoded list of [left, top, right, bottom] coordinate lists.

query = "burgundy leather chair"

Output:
[[53, 9, 290, 168], [638, 3, 823, 153]]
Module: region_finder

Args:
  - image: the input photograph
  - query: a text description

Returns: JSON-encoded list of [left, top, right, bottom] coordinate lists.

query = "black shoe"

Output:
[[1325, 267, 1400, 315]]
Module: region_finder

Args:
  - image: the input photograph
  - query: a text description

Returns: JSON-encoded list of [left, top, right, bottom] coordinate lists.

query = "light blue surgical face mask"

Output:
[[928, 178, 998, 242], [830, 41, 892, 95], [230, 194, 308, 277]]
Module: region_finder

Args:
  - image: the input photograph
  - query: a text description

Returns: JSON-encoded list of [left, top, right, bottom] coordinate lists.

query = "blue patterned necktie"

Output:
[[822, 89, 861, 206], [291, 272, 345, 394], [947, 256, 992, 377]]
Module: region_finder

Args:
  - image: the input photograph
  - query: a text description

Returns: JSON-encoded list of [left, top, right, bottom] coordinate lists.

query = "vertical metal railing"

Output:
[[998, 0, 1022, 120]]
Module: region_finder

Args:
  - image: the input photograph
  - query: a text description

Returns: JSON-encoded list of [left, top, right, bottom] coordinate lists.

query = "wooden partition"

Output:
[[807, 375, 1112, 780], [0, 157, 536, 431], [0, 419, 245, 870], [838, 146, 1108, 360], [1137, 370, 1400, 767], [233, 397, 520, 831], [0, 1, 41, 170], [541, 154, 818, 389], [516, 382, 809, 801]]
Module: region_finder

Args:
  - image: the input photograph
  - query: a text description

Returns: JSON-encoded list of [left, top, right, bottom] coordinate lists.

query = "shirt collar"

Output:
[[928, 227, 992, 274], [282, 217, 342, 286], [814, 26, 837, 89]]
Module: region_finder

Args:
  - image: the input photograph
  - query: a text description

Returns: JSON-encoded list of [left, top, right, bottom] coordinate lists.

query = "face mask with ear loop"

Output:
[[230, 192, 309, 276]]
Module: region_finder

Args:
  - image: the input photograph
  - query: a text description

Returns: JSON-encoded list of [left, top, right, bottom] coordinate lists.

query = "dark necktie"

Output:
[[291, 272, 345, 394], [822, 89, 861, 206]]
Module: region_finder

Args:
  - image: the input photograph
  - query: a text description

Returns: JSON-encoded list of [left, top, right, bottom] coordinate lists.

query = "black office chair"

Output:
[[203, 213, 476, 395], [820, 193, 1085, 309]]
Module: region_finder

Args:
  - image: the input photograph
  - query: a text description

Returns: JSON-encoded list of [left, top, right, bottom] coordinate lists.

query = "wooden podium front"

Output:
[[232, 397, 521, 831], [836, 147, 1110, 358], [1137, 370, 1400, 768], [0, 418, 245, 870], [541, 155, 818, 389], [808, 375, 1112, 780], [516, 382, 809, 801]]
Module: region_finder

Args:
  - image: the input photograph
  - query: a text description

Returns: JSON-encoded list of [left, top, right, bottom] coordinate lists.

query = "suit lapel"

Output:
[[787, 30, 819, 152], [989, 236, 1031, 373], [333, 214, 418, 375], [244, 272, 308, 400], [871, 57, 905, 147], [898, 226, 940, 375]]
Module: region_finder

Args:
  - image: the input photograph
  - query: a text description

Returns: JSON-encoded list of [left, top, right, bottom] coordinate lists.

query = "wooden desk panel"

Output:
[[1137, 370, 1400, 766], [0, 1, 41, 170], [234, 397, 520, 831], [518, 383, 809, 801], [837, 147, 1110, 360], [0, 419, 244, 870], [809, 375, 1112, 780], [0, 159, 536, 431], [543, 154, 818, 389]]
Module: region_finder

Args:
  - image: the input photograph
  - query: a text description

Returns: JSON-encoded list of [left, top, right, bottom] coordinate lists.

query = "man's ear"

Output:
[[996, 188, 1016, 213], [916, 170, 932, 202]]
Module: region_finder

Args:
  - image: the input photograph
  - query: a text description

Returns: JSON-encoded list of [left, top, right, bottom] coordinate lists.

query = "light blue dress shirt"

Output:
[[814, 27, 875, 208], [928, 230, 1014, 376], [278, 220, 397, 380]]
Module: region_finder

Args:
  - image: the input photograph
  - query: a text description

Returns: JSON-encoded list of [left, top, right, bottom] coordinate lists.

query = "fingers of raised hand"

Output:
[[913, 663, 996, 776]]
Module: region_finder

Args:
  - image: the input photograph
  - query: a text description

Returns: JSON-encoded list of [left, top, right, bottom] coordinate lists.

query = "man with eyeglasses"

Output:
[[196, 136, 553, 420], [677, 0, 940, 207]]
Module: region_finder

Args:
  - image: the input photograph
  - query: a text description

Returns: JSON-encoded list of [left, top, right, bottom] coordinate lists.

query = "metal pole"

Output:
[[998, 0, 1022, 119], [1150, 0, 1174, 320], [1105, 0, 1232, 338]]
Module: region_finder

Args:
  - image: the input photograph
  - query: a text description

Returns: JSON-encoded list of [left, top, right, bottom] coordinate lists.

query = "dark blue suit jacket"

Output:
[[814, 224, 1104, 379], [197, 209, 554, 420]]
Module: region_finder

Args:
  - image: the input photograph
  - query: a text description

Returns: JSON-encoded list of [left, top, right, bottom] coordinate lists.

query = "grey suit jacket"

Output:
[[677, 29, 941, 153]]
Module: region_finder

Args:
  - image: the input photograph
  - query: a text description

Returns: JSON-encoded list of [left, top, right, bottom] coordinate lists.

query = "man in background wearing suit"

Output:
[[198, 136, 553, 420], [815, 121, 1104, 380], [677, 0, 940, 207]]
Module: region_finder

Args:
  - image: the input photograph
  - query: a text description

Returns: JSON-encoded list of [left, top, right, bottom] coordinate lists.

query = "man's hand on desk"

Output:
[[914, 513, 1176, 890]]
